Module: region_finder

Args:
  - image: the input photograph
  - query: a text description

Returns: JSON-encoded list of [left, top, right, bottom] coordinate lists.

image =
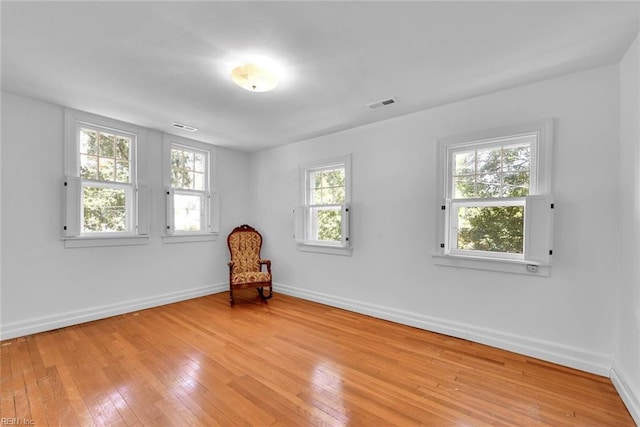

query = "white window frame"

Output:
[[63, 109, 149, 248], [434, 119, 554, 275], [294, 154, 352, 256], [162, 134, 219, 244]]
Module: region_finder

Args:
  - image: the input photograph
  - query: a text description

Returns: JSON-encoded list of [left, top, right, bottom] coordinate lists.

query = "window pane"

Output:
[[477, 148, 501, 173], [503, 171, 529, 197], [116, 137, 130, 160], [194, 172, 205, 191], [171, 148, 207, 191], [99, 132, 115, 157], [311, 171, 322, 190], [194, 153, 206, 172], [174, 193, 204, 232], [80, 155, 98, 179], [171, 172, 181, 188], [454, 176, 475, 198], [99, 158, 115, 181], [115, 161, 130, 183], [477, 173, 501, 198], [171, 149, 184, 169], [311, 188, 322, 204], [309, 167, 345, 205], [331, 187, 345, 204], [183, 152, 194, 170], [80, 129, 98, 155], [83, 186, 127, 232], [503, 145, 530, 171], [322, 169, 345, 187], [454, 151, 475, 175], [455, 205, 524, 254], [311, 207, 341, 242]]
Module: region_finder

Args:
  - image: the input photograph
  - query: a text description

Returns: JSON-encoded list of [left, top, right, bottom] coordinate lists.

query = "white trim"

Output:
[[162, 233, 219, 244], [274, 282, 611, 376], [0, 283, 227, 340], [437, 119, 554, 196], [136, 184, 151, 235], [432, 253, 550, 276], [435, 119, 554, 271], [162, 133, 218, 240], [611, 363, 640, 425], [297, 154, 352, 253], [297, 243, 353, 256], [63, 108, 149, 244], [64, 108, 146, 177], [63, 234, 149, 248], [62, 176, 81, 237]]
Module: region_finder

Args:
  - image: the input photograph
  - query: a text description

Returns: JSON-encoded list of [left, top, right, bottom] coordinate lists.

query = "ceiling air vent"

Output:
[[366, 98, 396, 109], [171, 122, 198, 132]]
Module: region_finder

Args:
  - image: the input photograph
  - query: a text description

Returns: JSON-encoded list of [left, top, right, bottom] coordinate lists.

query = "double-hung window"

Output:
[[295, 155, 352, 255], [435, 120, 554, 275], [63, 109, 149, 248], [79, 126, 135, 232], [163, 134, 218, 243]]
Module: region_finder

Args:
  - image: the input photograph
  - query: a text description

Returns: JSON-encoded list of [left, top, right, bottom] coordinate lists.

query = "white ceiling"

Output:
[[2, 1, 639, 152]]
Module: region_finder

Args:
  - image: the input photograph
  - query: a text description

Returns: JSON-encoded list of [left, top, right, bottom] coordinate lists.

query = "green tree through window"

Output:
[[79, 127, 132, 232], [308, 166, 346, 242], [453, 143, 530, 254]]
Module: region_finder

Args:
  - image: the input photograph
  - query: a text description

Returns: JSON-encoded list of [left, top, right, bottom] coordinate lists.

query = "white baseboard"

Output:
[[611, 363, 640, 425], [0, 283, 227, 340], [274, 282, 613, 377]]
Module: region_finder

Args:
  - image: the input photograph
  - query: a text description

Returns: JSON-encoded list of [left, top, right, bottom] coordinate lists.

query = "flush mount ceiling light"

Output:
[[231, 63, 278, 92]]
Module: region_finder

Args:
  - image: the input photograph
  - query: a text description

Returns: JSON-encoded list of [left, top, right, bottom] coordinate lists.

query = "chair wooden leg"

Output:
[[257, 286, 273, 301], [229, 287, 235, 306]]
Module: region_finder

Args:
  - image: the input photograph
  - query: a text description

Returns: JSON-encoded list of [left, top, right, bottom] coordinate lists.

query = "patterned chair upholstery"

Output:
[[227, 224, 272, 305]]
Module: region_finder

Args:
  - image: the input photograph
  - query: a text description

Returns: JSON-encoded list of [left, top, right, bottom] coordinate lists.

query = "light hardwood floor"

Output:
[[0, 291, 634, 426]]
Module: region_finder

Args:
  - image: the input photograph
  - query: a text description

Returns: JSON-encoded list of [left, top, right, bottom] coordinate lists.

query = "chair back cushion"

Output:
[[227, 225, 263, 273]]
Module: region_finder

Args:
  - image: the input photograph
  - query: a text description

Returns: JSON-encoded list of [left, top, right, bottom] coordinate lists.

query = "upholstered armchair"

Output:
[[226, 224, 273, 305]]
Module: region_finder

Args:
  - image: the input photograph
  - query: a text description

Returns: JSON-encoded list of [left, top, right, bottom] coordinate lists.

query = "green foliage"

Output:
[[171, 148, 206, 191], [311, 168, 345, 241], [317, 210, 342, 241], [78, 128, 131, 233], [454, 144, 530, 254], [83, 186, 126, 232], [80, 129, 130, 183], [457, 206, 524, 253], [311, 168, 345, 205]]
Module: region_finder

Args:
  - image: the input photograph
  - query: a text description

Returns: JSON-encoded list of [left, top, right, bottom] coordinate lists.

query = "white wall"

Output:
[[0, 92, 252, 339], [0, 52, 637, 420], [616, 32, 640, 423], [250, 65, 623, 375]]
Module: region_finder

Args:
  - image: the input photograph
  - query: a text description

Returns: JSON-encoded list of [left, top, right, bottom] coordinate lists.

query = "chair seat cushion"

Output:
[[232, 271, 271, 285]]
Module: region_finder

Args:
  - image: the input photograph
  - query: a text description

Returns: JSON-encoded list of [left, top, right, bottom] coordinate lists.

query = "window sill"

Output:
[[162, 233, 218, 244], [63, 234, 149, 249], [297, 243, 353, 256], [432, 253, 550, 276]]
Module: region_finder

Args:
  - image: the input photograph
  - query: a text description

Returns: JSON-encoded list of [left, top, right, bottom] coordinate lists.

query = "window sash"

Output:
[[445, 134, 538, 200], [172, 189, 207, 233], [295, 203, 350, 248], [170, 145, 208, 191], [309, 203, 343, 245], [63, 109, 150, 246], [442, 133, 540, 261], [296, 155, 351, 252], [80, 180, 135, 234], [77, 122, 137, 183], [435, 120, 554, 272], [166, 143, 211, 235], [447, 198, 526, 260]]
